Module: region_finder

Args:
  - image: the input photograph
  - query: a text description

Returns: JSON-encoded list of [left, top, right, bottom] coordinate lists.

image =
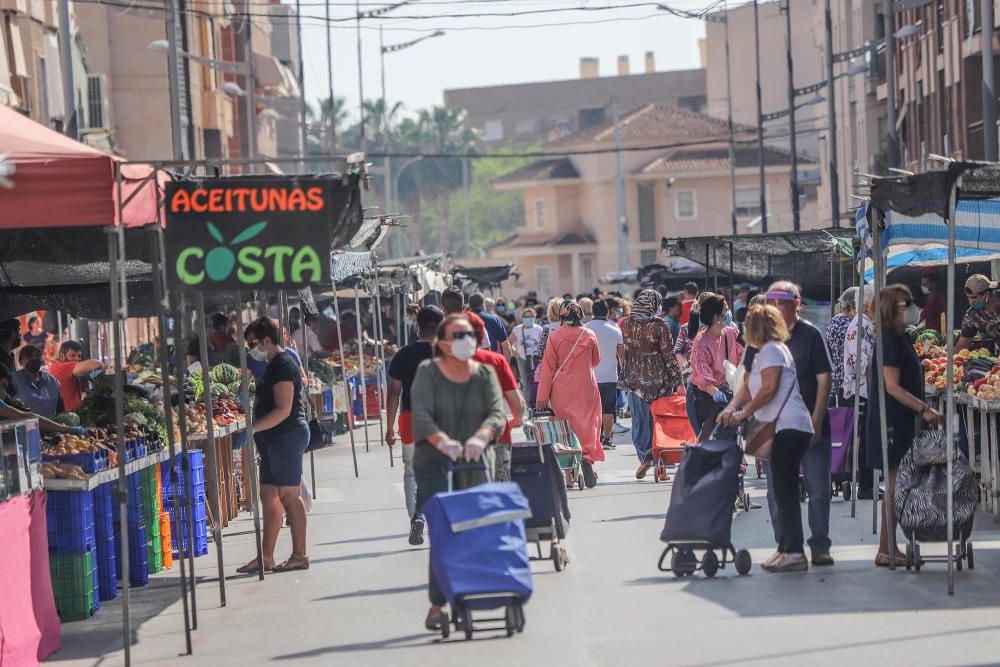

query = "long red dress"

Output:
[[536, 325, 605, 464]]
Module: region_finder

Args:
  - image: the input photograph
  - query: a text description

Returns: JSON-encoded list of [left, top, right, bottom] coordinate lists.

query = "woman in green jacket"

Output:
[[411, 313, 507, 631]]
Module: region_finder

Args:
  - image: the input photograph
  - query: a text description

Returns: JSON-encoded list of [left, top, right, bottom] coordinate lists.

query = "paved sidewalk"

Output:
[[52, 420, 1000, 667]]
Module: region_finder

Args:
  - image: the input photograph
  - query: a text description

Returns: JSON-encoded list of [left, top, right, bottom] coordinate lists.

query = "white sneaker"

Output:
[[612, 423, 629, 434], [763, 552, 808, 572], [762, 551, 781, 568]]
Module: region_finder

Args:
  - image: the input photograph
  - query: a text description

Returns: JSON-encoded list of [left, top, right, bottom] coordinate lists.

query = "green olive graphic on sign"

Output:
[[204, 221, 268, 280]]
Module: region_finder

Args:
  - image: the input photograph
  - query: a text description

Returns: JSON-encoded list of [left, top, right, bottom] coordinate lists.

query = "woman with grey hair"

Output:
[[826, 287, 860, 396]]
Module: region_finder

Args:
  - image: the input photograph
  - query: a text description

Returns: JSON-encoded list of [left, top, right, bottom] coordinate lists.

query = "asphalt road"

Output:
[[54, 419, 1000, 667]]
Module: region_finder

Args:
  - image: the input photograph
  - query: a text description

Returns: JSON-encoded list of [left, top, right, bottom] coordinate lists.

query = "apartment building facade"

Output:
[[491, 104, 818, 297], [444, 54, 706, 146]]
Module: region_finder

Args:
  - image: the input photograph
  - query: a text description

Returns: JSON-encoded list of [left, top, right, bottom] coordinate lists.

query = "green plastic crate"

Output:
[[146, 540, 163, 574], [50, 551, 96, 622]]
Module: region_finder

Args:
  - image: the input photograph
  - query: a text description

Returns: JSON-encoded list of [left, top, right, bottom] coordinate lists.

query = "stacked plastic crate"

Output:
[[162, 450, 209, 557], [90, 482, 117, 601], [112, 472, 149, 587], [46, 491, 98, 621], [142, 466, 162, 574]]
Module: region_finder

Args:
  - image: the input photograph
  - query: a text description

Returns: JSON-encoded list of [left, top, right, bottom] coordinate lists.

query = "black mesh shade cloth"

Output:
[[453, 264, 516, 290], [869, 162, 1000, 218], [661, 229, 855, 299]]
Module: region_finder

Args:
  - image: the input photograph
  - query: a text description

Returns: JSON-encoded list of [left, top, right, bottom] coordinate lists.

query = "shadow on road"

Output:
[[270, 633, 431, 659], [314, 584, 426, 602], [317, 533, 409, 546]]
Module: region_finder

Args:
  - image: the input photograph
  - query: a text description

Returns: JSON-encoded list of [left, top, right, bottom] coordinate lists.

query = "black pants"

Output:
[[692, 387, 728, 440], [769, 429, 812, 554]]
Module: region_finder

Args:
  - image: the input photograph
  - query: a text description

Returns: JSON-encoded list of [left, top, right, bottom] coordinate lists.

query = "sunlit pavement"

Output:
[[53, 419, 1000, 667]]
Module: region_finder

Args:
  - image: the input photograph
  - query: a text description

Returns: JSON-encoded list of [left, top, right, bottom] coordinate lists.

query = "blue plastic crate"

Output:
[[43, 450, 107, 474], [94, 534, 118, 601], [322, 389, 333, 413], [47, 490, 96, 557], [114, 521, 149, 587], [91, 483, 114, 541]]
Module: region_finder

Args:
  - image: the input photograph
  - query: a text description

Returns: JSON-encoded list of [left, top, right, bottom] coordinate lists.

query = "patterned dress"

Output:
[[825, 314, 851, 391], [621, 318, 682, 402]]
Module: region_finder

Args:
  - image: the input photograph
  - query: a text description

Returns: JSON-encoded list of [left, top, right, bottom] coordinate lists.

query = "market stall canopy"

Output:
[[0, 104, 158, 230], [330, 251, 372, 283], [637, 257, 720, 286], [868, 161, 1000, 218], [661, 229, 853, 299], [854, 204, 1000, 282], [453, 264, 516, 290]]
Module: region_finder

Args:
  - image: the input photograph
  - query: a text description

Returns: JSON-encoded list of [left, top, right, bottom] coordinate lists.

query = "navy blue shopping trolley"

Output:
[[423, 462, 534, 640]]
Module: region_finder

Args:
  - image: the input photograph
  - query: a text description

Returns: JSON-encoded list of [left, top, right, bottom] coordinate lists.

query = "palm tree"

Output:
[[362, 98, 405, 149], [307, 95, 350, 150]]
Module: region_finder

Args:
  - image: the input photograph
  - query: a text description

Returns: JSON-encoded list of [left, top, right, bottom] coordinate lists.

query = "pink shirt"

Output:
[[689, 326, 743, 393]]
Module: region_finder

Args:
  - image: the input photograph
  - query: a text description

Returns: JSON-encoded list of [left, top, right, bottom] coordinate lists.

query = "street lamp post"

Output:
[[393, 155, 423, 254], [753, 0, 768, 233], [783, 0, 800, 231], [984, 0, 998, 161], [825, 0, 840, 228]]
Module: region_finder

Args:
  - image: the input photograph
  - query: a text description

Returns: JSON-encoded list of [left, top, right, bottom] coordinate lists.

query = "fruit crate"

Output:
[[43, 450, 108, 473], [47, 490, 96, 557], [113, 518, 149, 587], [49, 549, 97, 622]]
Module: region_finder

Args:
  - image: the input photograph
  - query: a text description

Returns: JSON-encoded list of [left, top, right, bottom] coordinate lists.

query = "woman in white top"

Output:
[[719, 305, 814, 573], [509, 307, 544, 402]]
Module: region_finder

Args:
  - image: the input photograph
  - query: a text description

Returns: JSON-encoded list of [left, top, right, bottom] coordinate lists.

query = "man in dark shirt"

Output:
[[386, 306, 444, 545], [766, 281, 834, 567], [468, 292, 511, 357], [0, 320, 21, 379], [956, 274, 1000, 354], [920, 271, 946, 333]]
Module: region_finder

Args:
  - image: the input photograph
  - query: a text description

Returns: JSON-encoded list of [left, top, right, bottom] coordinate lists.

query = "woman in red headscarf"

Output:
[[536, 299, 604, 488]]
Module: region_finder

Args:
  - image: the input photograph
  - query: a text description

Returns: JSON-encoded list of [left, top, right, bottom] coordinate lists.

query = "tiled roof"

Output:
[[548, 104, 751, 148], [493, 158, 580, 185], [639, 145, 816, 174], [498, 228, 597, 248]]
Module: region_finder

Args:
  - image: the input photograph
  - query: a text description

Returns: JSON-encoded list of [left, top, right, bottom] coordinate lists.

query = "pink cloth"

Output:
[[536, 326, 605, 464], [0, 490, 61, 667], [690, 326, 744, 394]]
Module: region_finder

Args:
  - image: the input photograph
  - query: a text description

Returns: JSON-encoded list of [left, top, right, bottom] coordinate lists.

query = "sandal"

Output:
[[874, 552, 909, 567], [273, 554, 310, 572], [236, 558, 274, 575]]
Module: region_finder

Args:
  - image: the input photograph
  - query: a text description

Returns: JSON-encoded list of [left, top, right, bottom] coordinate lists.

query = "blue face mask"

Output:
[[723, 311, 733, 326], [523, 318, 535, 326]]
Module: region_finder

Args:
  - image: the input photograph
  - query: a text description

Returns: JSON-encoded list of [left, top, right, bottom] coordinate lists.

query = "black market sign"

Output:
[[164, 177, 333, 291]]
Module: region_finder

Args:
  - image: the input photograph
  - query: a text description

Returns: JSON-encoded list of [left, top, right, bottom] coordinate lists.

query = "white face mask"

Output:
[[449, 335, 477, 361], [903, 305, 921, 327], [249, 345, 268, 362], [921, 285, 931, 295]]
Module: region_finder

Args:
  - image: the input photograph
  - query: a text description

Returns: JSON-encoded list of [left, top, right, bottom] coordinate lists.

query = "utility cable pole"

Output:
[[325, 0, 336, 154], [885, 0, 898, 168], [784, 0, 800, 231], [825, 0, 841, 227], [356, 0, 366, 153], [984, 0, 998, 161], [753, 0, 768, 233], [165, 0, 184, 157], [723, 1, 737, 236], [295, 0, 308, 173], [58, 0, 77, 139], [613, 98, 629, 272]]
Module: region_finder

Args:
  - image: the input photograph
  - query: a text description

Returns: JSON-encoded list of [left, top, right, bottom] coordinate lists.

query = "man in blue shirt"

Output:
[[468, 292, 511, 357], [11, 345, 63, 417], [663, 296, 682, 344]]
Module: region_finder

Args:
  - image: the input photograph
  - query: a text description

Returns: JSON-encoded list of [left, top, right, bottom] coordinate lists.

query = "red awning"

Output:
[[0, 105, 158, 229]]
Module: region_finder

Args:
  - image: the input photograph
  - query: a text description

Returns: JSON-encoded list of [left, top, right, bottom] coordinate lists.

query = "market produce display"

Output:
[[920, 345, 998, 396]]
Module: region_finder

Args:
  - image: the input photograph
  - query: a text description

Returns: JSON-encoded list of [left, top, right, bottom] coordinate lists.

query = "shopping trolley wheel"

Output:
[[734, 549, 752, 575], [461, 608, 473, 640], [672, 548, 697, 577], [553, 544, 568, 571], [956, 543, 964, 571], [967, 542, 975, 569], [913, 544, 922, 572], [905, 544, 913, 571], [577, 471, 584, 491], [702, 550, 719, 578], [440, 612, 450, 639], [842, 482, 852, 501], [505, 605, 515, 637]]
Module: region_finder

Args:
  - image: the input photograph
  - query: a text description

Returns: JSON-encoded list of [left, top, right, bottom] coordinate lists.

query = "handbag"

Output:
[[742, 381, 795, 460]]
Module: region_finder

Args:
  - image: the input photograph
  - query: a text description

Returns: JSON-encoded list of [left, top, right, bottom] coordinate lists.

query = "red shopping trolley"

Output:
[[651, 394, 697, 483]]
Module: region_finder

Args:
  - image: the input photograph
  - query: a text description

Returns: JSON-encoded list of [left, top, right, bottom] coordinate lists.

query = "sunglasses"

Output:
[[447, 331, 475, 341], [966, 288, 988, 297]]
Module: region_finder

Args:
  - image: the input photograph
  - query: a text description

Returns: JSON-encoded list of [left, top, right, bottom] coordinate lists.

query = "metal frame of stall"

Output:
[[862, 161, 1000, 594], [111, 154, 364, 664]]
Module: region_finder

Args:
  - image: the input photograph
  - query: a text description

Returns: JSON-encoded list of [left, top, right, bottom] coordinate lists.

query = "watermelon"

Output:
[[211, 363, 241, 385]]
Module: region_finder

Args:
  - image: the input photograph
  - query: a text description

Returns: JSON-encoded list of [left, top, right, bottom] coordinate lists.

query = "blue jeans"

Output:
[[684, 384, 699, 434], [629, 392, 653, 463], [764, 430, 832, 551]]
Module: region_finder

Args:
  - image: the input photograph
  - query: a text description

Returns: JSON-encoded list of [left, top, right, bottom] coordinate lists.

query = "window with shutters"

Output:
[[638, 183, 655, 242], [675, 189, 697, 220], [534, 198, 546, 228], [640, 249, 658, 266]]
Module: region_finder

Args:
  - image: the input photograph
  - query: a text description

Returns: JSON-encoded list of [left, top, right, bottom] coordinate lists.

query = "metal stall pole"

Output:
[[712, 245, 719, 292], [872, 209, 895, 568], [331, 278, 360, 477], [830, 247, 836, 318], [728, 242, 734, 306], [355, 285, 370, 452], [173, 296, 198, 628], [291, 288, 318, 499], [150, 227, 193, 653], [945, 184, 958, 594], [371, 267, 391, 467], [196, 292, 227, 604], [850, 236, 863, 519], [107, 222, 131, 667], [234, 294, 265, 581]]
